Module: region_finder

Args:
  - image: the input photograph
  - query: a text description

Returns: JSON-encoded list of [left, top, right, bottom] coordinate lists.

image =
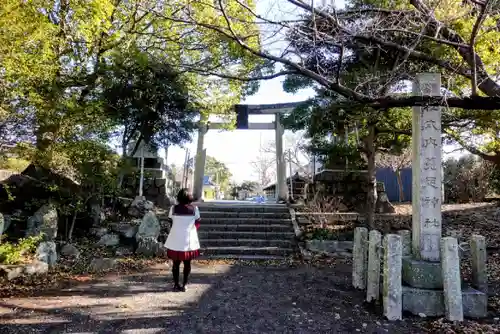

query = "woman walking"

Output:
[[165, 188, 201, 291]]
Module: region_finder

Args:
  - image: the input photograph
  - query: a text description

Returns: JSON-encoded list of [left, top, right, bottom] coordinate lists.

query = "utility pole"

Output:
[[138, 143, 145, 197], [288, 149, 293, 199]]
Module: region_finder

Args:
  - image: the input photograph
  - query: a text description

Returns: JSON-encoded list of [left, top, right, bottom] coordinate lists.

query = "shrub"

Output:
[[443, 155, 495, 203], [0, 235, 43, 265]]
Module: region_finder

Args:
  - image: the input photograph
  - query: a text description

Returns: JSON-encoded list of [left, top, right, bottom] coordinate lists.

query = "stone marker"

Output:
[[353, 227, 368, 290], [440, 237, 463, 322], [412, 73, 442, 262], [470, 235, 487, 293], [36, 241, 57, 267], [366, 230, 382, 302], [383, 234, 402, 321], [26, 203, 59, 240], [398, 230, 411, 256]]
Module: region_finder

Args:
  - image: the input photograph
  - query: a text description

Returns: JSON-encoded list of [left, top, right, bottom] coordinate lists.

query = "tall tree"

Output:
[[177, 0, 500, 163], [0, 0, 263, 169], [204, 156, 232, 192], [102, 53, 197, 158], [250, 154, 276, 188]]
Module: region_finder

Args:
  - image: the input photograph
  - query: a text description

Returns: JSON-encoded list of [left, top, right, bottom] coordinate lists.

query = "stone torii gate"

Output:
[[192, 102, 304, 202]]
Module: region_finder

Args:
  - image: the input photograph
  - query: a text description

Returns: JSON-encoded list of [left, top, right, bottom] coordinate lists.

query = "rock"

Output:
[[0, 264, 25, 280], [2, 214, 12, 234], [334, 313, 341, 320], [24, 260, 49, 275], [35, 241, 57, 267], [109, 222, 138, 238], [90, 227, 109, 238], [135, 237, 162, 257], [60, 244, 80, 258], [136, 211, 160, 240], [375, 191, 396, 214], [115, 247, 133, 257], [96, 233, 120, 246], [26, 203, 58, 240], [128, 196, 155, 217], [0, 213, 4, 237], [90, 258, 117, 272]]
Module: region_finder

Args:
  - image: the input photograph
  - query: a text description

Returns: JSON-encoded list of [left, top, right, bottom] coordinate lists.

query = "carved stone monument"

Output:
[[401, 73, 487, 318]]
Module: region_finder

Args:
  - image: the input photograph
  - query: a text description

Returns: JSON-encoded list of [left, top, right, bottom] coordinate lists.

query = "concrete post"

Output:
[[440, 237, 464, 321], [366, 230, 382, 302], [275, 115, 288, 202], [471, 235, 487, 293], [193, 123, 207, 200], [412, 73, 442, 262], [383, 234, 402, 321], [353, 227, 368, 289]]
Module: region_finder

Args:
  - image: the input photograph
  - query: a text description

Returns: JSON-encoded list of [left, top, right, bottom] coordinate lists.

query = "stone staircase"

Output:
[[197, 203, 296, 260]]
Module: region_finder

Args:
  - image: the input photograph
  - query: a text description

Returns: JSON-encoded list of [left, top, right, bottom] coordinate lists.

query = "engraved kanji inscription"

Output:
[[424, 157, 437, 170], [423, 137, 438, 148], [423, 176, 438, 189], [422, 119, 439, 131], [422, 196, 440, 208], [421, 234, 440, 252], [423, 218, 440, 228]]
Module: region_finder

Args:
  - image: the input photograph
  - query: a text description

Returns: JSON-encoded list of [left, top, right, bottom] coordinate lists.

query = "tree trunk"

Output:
[[396, 169, 404, 202], [365, 124, 377, 229]]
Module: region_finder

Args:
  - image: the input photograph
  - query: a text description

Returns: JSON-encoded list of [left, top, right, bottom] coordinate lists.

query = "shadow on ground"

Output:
[[0, 261, 425, 333]]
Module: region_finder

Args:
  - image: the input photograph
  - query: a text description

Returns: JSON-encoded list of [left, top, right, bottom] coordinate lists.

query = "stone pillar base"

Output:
[[402, 286, 487, 318], [402, 257, 442, 289]]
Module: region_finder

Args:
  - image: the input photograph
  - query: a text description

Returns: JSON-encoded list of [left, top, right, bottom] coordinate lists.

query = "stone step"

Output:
[[202, 246, 293, 256], [198, 254, 288, 261], [198, 211, 290, 219], [198, 205, 289, 213], [202, 217, 292, 225], [198, 231, 295, 239], [198, 224, 292, 232], [200, 239, 293, 248]]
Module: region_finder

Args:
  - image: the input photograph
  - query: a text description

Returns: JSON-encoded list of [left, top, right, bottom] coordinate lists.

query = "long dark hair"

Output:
[[177, 188, 193, 205]]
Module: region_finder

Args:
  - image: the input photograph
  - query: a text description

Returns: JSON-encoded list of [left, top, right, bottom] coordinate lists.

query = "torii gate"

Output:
[[192, 102, 304, 203]]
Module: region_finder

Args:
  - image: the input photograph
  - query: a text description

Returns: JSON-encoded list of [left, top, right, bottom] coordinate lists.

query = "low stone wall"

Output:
[[305, 240, 352, 257]]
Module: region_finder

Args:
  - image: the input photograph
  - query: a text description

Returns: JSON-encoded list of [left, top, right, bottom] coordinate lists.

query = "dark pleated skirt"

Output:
[[167, 249, 200, 261]]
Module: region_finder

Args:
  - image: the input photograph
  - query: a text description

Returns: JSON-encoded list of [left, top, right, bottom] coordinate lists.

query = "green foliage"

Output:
[[0, 235, 43, 265], [0, 157, 30, 173], [205, 156, 232, 193], [102, 53, 198, 153]]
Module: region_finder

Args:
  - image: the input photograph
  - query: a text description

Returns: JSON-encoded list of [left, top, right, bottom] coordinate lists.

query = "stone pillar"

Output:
[[412, 73, 442, 262], [275, 114, 288, 202], [353, 227, 368, 289], [398, 230, 412, 257], [383, 234, 402, 321], [440, 237, 464, 321], [193, 123, 207, 200], [366, 230, 382, 302], [471, 235, 487, 293]]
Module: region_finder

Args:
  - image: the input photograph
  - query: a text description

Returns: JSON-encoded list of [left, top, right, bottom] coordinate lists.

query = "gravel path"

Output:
[[0, 262, 425, 333]]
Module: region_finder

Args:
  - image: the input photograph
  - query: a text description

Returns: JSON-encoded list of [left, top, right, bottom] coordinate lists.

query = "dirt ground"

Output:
[[0, 260, 429, 334], [1, 202, 500, 333]]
